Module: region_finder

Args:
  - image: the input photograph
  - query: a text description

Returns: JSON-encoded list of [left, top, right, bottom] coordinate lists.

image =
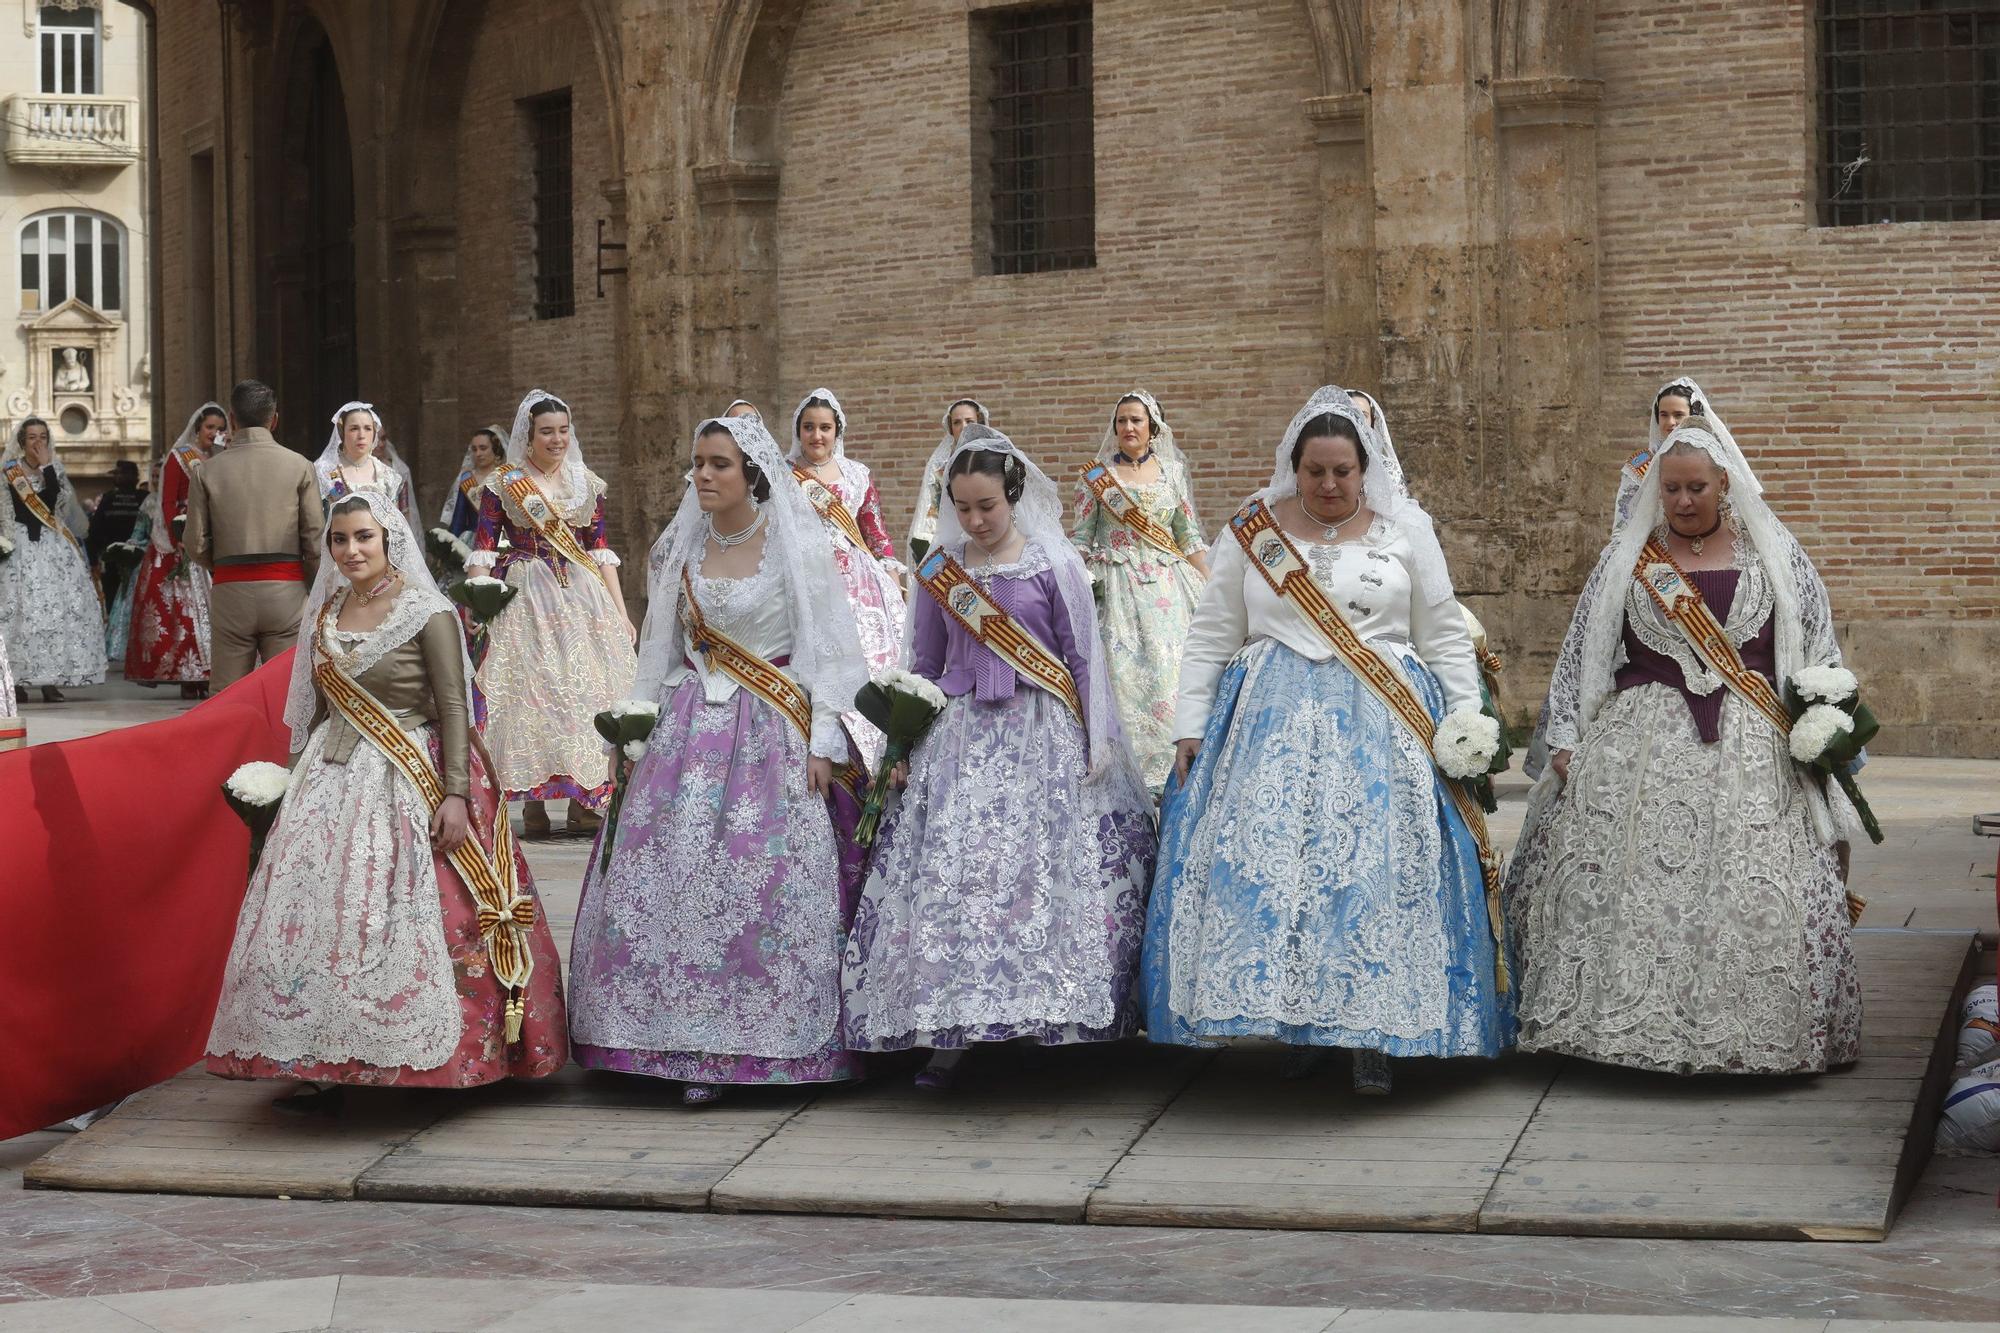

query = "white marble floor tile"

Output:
[[794, 1294, 1345, 1332], [97, 1276, 341, 1332]]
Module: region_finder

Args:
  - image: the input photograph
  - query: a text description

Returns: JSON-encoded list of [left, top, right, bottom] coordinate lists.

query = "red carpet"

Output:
[[0, 653, 294, 1138]]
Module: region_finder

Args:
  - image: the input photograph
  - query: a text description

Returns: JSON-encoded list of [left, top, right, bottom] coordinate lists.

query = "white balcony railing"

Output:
[[3, 95, 140, 168]]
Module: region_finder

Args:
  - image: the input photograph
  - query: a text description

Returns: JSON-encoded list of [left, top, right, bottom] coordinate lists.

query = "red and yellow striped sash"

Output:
[[677, 567, 866, 793], [916, 549, 1084, 721], [3, 460, 83, 558], [0, 715, 24, 752], [1634, 536, 1791, 738], [792, 465, 871, 555], [500, 469, 597, 582], [313, 604, 536, 1040], [1230, 500, 1507, 991], [1080, 463, 1182, 560]]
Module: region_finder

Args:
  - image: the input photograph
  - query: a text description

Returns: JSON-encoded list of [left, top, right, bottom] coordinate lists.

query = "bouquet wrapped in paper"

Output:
[[1784, 665, 1883, 846], [851, 668, 948, 846], [426, 526, 473, 581], [447, 574, 518, 671], [222, 761, 290, 877], [592, 700, 660, 871]]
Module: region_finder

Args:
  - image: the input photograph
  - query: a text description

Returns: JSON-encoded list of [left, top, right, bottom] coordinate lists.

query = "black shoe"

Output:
[[271, 1084, 345, 1117]]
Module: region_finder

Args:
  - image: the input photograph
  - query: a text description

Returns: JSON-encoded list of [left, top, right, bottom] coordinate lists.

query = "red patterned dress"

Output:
[[123, 444, 212, 683]]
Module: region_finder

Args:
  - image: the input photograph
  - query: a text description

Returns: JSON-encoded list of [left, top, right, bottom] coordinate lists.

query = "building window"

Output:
[[19, 210, 121, 313], [1818, 0, 2000, 225], [38, 4, 100, 96], [975, 3, 1095, 274], [524, 90, 574, 320]]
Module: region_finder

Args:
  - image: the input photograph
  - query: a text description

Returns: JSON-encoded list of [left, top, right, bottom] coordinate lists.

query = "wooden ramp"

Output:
[[25, 930, 1973, 1241]]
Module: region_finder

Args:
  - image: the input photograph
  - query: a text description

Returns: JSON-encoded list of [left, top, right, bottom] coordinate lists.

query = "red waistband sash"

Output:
[[213, 561, 305, 585]]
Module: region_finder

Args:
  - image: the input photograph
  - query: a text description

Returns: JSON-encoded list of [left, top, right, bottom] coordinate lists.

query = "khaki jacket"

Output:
[[184, 426, 323, 569]]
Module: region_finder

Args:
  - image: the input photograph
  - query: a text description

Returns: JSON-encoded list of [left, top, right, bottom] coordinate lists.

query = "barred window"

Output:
[[975, 4, 1095, 274], [1818, 0, 2000, 225], [524, 90, 575, 319]]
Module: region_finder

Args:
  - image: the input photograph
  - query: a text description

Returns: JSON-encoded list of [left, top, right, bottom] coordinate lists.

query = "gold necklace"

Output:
[[1682, 514, 1725, 557]]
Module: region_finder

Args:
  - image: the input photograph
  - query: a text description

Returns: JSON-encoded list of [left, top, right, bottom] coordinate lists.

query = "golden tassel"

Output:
[[504, 990, 525, 1045], [1845, 891, 1866, 926]]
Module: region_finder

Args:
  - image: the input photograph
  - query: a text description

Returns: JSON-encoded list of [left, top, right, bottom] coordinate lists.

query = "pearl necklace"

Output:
[[1300, 495, 1363, 542], [708, 508, 766, 548]]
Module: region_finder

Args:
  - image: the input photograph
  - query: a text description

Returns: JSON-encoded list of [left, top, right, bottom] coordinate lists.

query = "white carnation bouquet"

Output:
[[222, 760, 290, 875], [852, 667, 949, 845], [1432, 703, 1508, 811], [426, 526, 475, 578], [591, 699, 661, 871], [1783, 665, 1883, 845], [0, 533, 13, 561]]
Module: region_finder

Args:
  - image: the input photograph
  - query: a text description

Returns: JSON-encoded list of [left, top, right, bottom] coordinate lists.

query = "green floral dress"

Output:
[[1071, 463, 1208, 791]]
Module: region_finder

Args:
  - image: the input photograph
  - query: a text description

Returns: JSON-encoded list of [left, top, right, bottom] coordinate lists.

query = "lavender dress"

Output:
[[567, 548, 866, 1085], [840, 540, 1157, 1051]]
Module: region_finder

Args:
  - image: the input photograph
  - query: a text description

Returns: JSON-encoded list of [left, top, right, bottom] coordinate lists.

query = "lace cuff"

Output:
[[589, 549, 621, 568], [809, 712, 850, 763], [463, 549, 498, 571]]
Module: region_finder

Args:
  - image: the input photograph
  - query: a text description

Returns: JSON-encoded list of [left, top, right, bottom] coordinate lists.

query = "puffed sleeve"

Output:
[[465, 488, 504, 571], [856, 479, 898, 564], [418, 611, 472, 797], [1174, 534, 1251, 740], [1409, 587, 1484, 717], [909, 586, 948, 681], [584, 497, 620, 566], [1070, 478, 1107, 552]]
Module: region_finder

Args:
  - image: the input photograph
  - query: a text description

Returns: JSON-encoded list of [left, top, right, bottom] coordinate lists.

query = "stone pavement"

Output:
[[4, 679, 1997, 1326]]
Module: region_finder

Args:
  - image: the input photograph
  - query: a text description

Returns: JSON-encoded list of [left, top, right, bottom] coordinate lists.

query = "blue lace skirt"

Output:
[[1141, 638, 1514, 1057]]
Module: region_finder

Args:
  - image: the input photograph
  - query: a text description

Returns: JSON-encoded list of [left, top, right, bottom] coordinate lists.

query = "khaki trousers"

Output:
[[209, 580, 308, 690]]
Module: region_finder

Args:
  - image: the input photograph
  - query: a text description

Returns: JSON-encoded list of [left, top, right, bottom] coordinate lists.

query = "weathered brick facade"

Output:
[[151, 0, 1999, 754]]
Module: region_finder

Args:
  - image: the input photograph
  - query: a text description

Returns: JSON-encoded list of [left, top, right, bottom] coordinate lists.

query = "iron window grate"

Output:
[[1819, 0, 2000, 225], [986, 4, 1095, 274], [526, 90, 575, 319]]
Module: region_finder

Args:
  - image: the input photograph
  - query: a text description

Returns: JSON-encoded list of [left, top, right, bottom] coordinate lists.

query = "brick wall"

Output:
[[1596, 0, 2000, 752], [453, 0, 625, 504], [772, 0, 1326, 545]]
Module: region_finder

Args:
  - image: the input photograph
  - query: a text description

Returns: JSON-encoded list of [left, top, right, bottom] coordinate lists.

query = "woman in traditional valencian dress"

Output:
[[842, 426, 1157, 1091], [1141, 387, 1511, 1095], [908, 397, 988, 566], [569, 414, 871, 1105], [440, 426, 507, 540], [789, 388, 906, 766], [1072, 391, 1210, 791], [1, 418, 104, 702], [314, 402, 406, 516], [466, 390, 637, 837], [1506, 416, 1863, 1075], [124, 403, 225, 698], [205, 491, 568, 1112]]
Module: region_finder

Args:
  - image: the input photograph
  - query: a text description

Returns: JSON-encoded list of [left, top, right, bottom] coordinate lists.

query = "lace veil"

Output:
[[1615, 377, 1764, 528], [788, 387, 848, 460], [152, 402, 226, 553], [281, 489, 470, 754], [1259, 385, 1456, 607], [724, 399, 762, 421], [633, 414, 869, 729], [314, 401, 388, 495], [917, 423, 1122, 777], [1, 428, 84, 536], [437, 425, 506, 526], [910, 398, 990, 547], [507, 389, 599, 521]]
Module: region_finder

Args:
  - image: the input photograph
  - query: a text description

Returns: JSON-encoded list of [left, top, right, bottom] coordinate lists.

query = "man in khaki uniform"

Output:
[[184, 380, 323, 690]]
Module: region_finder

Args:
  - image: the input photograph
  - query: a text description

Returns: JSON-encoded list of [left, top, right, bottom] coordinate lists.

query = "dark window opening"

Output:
[[1818, 0, 2000, 225], [977, 4, 1095, 274], [525, 90, 575, 320]]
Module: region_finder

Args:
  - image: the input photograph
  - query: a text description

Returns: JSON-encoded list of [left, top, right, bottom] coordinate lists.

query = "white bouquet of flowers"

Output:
[[1432, 705, 1502, 781], [222, 760, 290, 876], [1782, 665, 1882, 846], [851, 667, 949, 845], [592, 699, 661, 871], [0, 533, 13, 561]]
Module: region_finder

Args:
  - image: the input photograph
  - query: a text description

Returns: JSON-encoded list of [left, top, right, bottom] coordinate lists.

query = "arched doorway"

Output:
[[265, 17, 355, 451]]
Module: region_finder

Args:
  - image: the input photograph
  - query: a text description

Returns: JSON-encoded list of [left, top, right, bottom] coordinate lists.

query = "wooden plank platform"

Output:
[[25, 1068, 442, 1200], [356, 1066, 811, 1209], [25, 930, 1974, 1241], [1086, 1050, 1559, 1232], [710, 1044, 1208, 1222], [1477, 929, 1976, 1241]]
